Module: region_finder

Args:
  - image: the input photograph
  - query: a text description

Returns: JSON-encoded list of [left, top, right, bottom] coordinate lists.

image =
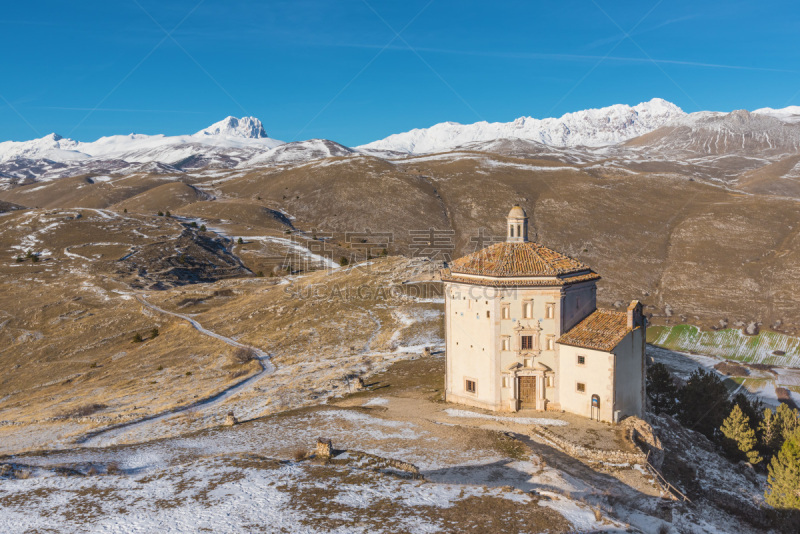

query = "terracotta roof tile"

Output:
[[440, 269, 600, 287], [449, 242, 589, 277], [556, 309, 631, 352]]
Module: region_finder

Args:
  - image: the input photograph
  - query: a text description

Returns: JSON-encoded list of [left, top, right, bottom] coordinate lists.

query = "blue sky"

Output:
[[1, 0, 799, 145]]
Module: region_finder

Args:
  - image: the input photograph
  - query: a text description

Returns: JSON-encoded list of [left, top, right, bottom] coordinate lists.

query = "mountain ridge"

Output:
[[358, 98, 686, 154]]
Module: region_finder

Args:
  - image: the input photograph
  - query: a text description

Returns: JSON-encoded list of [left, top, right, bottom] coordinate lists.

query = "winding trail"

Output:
[[78, 295, 275, 447]]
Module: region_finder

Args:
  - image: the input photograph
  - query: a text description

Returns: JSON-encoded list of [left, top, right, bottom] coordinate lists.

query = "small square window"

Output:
[[577, 355, 586, 365], [545, 303, 555, 319], [502, 337, 510, 351], [546, 336, 554, 350], [576, 382, 586, 393], [465, 379, 477, 394]]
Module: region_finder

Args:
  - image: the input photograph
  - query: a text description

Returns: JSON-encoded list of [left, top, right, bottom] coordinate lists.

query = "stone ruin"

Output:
[[224, 412, 238, 426], [316, 438, 332, 458]]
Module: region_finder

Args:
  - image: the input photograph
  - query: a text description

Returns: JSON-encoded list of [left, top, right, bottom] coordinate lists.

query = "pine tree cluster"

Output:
[[646, 363, 800, 511]]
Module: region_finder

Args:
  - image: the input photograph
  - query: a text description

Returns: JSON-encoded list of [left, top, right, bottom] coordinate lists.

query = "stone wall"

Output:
[[530, 423, 648, 465]]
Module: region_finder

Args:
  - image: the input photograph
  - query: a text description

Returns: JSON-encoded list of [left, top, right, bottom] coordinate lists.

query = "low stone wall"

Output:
[[530, 423, 648, 465], [314, 440, 423, 480]]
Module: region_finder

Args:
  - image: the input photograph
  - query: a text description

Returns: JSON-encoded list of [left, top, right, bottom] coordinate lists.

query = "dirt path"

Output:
[[78, 295, 276, 446]]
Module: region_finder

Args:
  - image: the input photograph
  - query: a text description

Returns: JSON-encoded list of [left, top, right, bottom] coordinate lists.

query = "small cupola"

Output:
[[507, 205, 528, 243]]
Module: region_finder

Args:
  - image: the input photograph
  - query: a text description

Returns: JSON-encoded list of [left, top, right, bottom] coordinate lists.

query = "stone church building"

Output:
[[441, 205, 645, 423]]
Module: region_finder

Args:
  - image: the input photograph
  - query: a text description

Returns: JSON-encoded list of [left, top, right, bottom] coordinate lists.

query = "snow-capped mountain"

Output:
[[625, 109, 800, 157], [358, 98, 686, 154], [4, 100, 800, 189], [0, 117, 283, 165], [194, 116, 269, 138], [0, 133, 86, 163], [753, 106, 800, 124], [245, 139, 355, 166]]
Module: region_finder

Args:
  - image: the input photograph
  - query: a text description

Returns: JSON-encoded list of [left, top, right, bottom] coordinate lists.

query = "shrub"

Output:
[[165, 211, 171, 217], [15, 256, 23, 262], [64, 403, 107, 418], [157, 365, 164, 371], [158, 211, 164, 216], [89, 362, 98, 369], [185, 371, 192, 376], [123, 208, 128, 213], [190, 221, 198, 228], [200, 224, 206, 232], [256, 271, 264, 277], [31, 254, 39, 263], [238, 237, 244, 244], [339, 257, 349, 267], [132, 333, 143, 343], [293, 449, 306, 462], [151, 327, 159, 339], [232, 347, 257, 364]]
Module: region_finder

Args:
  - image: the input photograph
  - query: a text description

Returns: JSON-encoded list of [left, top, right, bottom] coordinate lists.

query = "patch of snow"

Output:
[[362, 397, 389, 407], [443, 408, 569, 426]]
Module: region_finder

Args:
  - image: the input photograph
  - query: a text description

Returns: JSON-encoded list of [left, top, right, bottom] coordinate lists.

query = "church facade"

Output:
[[441, 206, 645, 423]]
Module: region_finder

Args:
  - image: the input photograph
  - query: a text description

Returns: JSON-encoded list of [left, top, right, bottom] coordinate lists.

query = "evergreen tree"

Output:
[[760, 408, 782, 457], [646, 362, 678, 415], [339, 257, 349, 267], [776, 403, 800, 443], [677, 369, 732, 441], [733, 392, 764, 430], [766, 429, 800, 510], [721, 404, 763, 464]]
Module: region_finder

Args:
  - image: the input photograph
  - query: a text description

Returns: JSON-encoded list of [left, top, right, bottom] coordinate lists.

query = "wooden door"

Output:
[[519, 376, 536, 406]]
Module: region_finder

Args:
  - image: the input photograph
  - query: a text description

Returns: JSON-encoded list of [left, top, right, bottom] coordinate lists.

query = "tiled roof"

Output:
[[557, 309, 631, 352], [448, 241, 590, 277], [440, 269, 601, 288]]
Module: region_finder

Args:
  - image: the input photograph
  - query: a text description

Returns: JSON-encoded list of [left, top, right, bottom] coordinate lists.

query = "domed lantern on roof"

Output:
[[507, 204, 528, 243]]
